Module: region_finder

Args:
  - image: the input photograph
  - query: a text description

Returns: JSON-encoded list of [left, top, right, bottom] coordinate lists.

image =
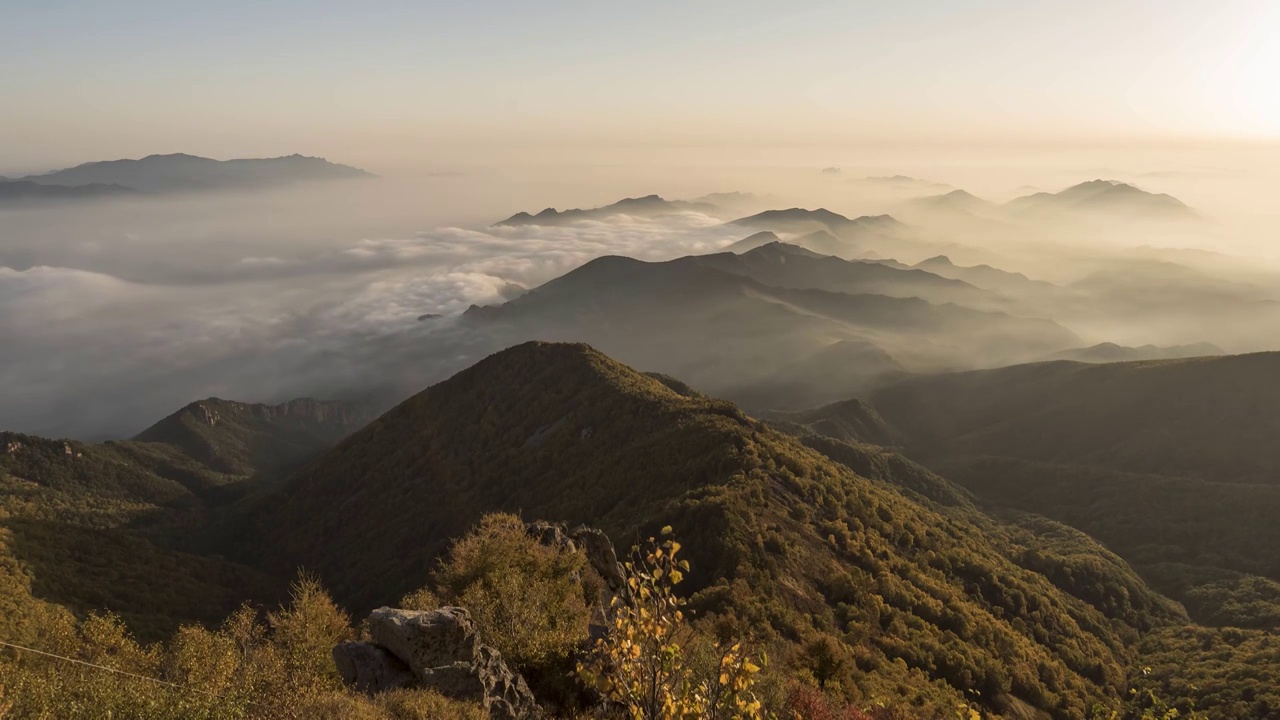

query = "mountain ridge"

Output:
[[244, 340, 1188, 717], [495, 194, 717, 226], [17, 153, 372, 194], [1006, 179, 1192, 218]]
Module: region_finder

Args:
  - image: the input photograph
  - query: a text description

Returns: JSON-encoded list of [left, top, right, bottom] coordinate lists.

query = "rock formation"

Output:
[[334, 606, 540, 720], [524, 521, 626, 596]]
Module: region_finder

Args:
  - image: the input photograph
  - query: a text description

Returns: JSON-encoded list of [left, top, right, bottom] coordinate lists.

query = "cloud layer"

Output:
[[0, 201, 743, 438]]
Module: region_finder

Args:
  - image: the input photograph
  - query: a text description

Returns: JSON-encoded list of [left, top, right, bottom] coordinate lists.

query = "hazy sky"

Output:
[[3, 0, 1280, 173]]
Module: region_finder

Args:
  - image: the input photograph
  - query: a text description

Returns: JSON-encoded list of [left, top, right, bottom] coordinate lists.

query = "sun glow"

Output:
[[1212, 4, 1280, 136]]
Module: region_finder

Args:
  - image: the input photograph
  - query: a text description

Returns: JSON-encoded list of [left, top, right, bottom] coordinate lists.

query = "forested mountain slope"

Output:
[[0, 397, 370, 641], [249, 341, 1187, 718]]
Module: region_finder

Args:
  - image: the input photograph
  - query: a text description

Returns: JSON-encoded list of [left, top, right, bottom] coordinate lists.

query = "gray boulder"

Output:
[[525, 521, 627, 596], [525, 521, 573, 551], [570, 525, 627, 594], [332, 641, 416, 694], [362, 606, 540, 720]]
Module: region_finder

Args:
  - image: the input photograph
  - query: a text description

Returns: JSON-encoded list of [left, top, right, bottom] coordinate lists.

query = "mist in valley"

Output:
[[4, 148, 1280, 439]]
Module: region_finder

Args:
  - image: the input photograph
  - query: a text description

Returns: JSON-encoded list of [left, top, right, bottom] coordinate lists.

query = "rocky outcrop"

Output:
[[525, 521, 626, 596], [332, 641, 416, 693], [335, 606, 540, 720]]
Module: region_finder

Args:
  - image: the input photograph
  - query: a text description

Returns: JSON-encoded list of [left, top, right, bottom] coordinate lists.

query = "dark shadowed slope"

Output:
[[870, 353, 1280, 485], [0, 431, 282, 640], [761, 398, 903, 447], [0, 396, 369, 639], [866, 353, 1280, 633], [134, 397, 375, 480], [251, 341, 1185, 718]]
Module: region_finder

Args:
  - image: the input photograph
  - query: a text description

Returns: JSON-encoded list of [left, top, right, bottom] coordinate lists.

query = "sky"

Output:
[[4, 0, 1280, 174]]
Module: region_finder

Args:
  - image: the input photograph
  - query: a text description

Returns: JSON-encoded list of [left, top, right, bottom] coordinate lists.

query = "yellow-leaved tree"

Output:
[[577, 526, 764, 720]]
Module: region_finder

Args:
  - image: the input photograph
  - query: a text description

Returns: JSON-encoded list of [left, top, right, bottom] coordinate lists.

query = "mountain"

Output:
[[726, 210, 912, 259], [719, 339, 907, 412], [460, 249, 1078, 406], [728, 207, 859, 235], [1006, 180, 1193, 219], [723, 230, 782, 253], [1043, 341, 1225, 363], [910, 189, 995, 214], [133, 397, 376, 480], [866, 354, 1280, 612], [249, 341, 1188, 717], [1059, 258, 1280, 348], [870, 353, 1280, 484], [914, 255, 1062, 297], [19, 153, 371, 194], [4, 343, 1277, 716], [0, 433, 270, 641], [495, 194, 717, 226], [761, 397, 903, 447], [0, 179, 141, 205], [0, 395, 371, 641], [730, 208, 906, 238], [697, 241, 1005, 309], [855, 352, 1280, 715]]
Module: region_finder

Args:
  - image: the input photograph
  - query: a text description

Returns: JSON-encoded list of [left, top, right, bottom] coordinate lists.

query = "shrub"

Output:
[[577, 527, 764, 719], [428, 513, 595, 670]]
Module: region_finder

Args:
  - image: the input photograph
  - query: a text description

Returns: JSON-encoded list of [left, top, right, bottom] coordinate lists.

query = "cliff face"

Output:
[[133, 397, 376, 477]]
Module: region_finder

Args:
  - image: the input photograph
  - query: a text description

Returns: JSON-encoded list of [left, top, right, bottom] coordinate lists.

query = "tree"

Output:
[[419, 513, 595, 670], [577, 527, 764, 720]]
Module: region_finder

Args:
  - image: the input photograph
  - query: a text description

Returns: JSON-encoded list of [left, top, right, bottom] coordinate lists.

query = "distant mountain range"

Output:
[[461, 242, 1077, 408], [4, 153, 371, 200], [1043, 341, 1225, 363], [1005, 179, 1193, 218], [495, 194, 717, 226], [906, 180, 1194, 222], [909, 188, 995, 214], [726, 209, 909, 258], [0, 179, 141, 206], [913, 254, 1061, 296], [699, 241, 1002, 309]]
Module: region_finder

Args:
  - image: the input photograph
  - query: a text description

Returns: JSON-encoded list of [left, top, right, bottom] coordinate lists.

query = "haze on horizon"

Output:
[[5, 0, 1280, 440], [5, 0, 1280, 175]]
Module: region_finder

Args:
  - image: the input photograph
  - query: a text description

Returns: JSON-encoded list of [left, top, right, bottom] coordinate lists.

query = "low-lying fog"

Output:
[[4, 152, 1280, 439]]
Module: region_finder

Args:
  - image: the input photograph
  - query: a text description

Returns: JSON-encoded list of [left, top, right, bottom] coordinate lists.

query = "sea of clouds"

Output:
[[0, 192, 744, 438]]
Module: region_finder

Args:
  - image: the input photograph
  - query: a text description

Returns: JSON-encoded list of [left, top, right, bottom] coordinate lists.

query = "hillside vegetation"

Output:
[[2, 344, 1275, 717], [250, 342, 1189, 718], [0, 398, 369, 641]]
